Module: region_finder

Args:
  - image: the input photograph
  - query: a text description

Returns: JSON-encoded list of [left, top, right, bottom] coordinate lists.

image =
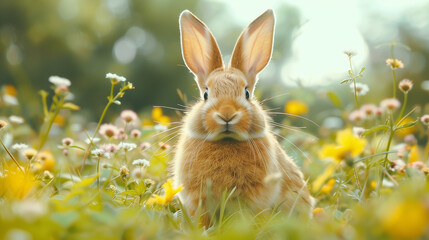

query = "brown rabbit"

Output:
[[173, 9, 314, 224]]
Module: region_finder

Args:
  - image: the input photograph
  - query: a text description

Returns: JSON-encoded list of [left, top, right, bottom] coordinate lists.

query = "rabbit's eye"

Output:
[[245, 88, 250, 99], [204, 90, 208, 101]]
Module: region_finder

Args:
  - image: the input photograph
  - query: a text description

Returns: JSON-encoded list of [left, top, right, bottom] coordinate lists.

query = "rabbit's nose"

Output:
[[216, 113, 237, 123]]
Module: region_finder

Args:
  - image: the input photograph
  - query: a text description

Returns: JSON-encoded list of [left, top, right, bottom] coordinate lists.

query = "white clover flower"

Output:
[[118, 142, 137, 152], [131, 168, 145, 180], [49, 76, 71, 87], [350, 82, 369, 96], [380, 98, 401, 111], [9, 115, 24, 124], [154, 124, 168, 132], [12, 143, 29, 150], [3, 95, 18, 105], [132, 159, 150, 167], [12, 199, 47, 222], [91, 148, 110, 159], [106, 73, 126, 83], [120, 110, 139, 123], [85, 137, 100, 144], [348, 110, 366, 122], [352, 127, 366, 137], [421, 115, 429, 126]]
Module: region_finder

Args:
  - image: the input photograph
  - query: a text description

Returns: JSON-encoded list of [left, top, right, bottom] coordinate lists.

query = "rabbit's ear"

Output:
[[230, 9, 275, 88], [179, 10, 223, 87]]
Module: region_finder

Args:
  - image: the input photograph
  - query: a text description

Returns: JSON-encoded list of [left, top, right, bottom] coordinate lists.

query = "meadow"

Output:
[[1, 44, 429, 240]]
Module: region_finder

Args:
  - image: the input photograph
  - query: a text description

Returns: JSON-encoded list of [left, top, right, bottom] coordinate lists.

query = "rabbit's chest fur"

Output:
[[175, 136, 281, 209]]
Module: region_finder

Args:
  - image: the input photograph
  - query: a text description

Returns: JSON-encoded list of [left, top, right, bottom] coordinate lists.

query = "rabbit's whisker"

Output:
[[269, 122, 318, 140], [260, 92, 289, 104], [154, 120, 182, 125], [153, 105, 187, 112], [151, 125, 182, 138], [266, 112, 319, 127]]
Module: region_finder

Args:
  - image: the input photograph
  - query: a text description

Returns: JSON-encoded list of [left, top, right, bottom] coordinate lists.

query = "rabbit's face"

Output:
[[198, 69, 265, 141], [179, 10, 275, 141]]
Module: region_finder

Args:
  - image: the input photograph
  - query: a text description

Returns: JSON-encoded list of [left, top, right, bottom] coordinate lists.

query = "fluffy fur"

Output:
[[173, 9, 314, 224]]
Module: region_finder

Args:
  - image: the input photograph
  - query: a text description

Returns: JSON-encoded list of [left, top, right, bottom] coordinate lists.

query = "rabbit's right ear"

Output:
[[179, 10, 223, 89]]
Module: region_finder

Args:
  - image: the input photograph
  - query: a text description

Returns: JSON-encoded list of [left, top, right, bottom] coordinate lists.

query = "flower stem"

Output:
[[378, 113, 395, 194], [353, 80, 359, 109], [97, 158, 100, 189], [397, 93, 408, 122], [348, 55, 359, 108], [81, 84, 115, 173], [392, 69, 397, 98], [424, 130, 429, 161], [0, 138, 24, 173], [37, 96, 65, 152]]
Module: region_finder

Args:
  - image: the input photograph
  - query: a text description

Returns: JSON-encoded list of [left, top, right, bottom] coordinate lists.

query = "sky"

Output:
[[205, 0, 429, 86]]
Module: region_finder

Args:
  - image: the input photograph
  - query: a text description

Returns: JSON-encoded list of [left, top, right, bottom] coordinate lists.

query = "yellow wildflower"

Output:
[[152, 107, 163, 121], [34, 150, 56, 172], [386, 58, 404, 69], [146, 180, 182, 207], [53, 115, 66, 127], [395, 117, 417, 137], [382, 200, 429, 240], [370, 180, 377, 189], [151, 107, 171, 126], [285, 100, 309, 116], [408, 145, 420, 163], [0, 120, 7, 129], [0, 165, 38, 199], [320, 178, 336, 194], [319, 129, 367, 162], [313, 208, 328, 222], [157, 115, 171, 126], [4, 84, 18, 96]]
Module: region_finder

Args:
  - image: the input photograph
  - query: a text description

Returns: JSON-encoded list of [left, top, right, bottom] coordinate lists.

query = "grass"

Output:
[[1, 45, 429, 240]]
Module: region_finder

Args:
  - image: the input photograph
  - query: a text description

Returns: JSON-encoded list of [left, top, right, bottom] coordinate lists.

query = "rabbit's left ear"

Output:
[[230, 9, 275, 89], [179, 10, 224, 90]]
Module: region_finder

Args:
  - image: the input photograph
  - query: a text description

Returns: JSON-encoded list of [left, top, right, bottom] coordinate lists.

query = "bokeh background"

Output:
[[1, 0, 429, 127]]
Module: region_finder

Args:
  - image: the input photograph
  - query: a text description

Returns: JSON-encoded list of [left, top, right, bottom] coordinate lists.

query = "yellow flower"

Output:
[[320, 178, 336, 194], [408, 145, 420, 163], [53, 114, 66, 127], [382, 200, 429, 240], [152, 107, 163, 121], [395, 117, 417, 137], [319, 129, 367, 162], [386, 58, 404, 69], [370, 180, 377, 189], [312, 208, 328, 221], [0, 165, 38, 199], [151, 107, 171, 126], [4, 84, 18, 96], [285, 100, 309, 116], [34, 150, 56, 172], [146, 180, 182, 207]]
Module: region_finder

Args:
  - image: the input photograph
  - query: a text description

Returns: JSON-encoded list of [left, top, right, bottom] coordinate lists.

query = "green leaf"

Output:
[[327, 91, 343, 109], [341, 79, 352, 84], [51, 211, 79, 228], [72, 175, 97, 189], [395, 119, 418, 131], [362, 125, 389, 136], [57, 173, 81, 182], [136, 181, 147, 195], [121, 190, 138, 195], [62, 102, 80, 111]]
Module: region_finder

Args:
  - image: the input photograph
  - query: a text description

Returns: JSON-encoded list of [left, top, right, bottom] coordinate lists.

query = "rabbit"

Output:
[[173, 9, 314, 224]]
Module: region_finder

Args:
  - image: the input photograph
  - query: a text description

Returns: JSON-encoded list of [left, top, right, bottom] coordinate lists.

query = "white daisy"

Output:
[[49, 76, 71, 87]]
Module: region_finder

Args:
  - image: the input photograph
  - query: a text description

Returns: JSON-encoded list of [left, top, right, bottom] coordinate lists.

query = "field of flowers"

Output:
[[1, 44, 429, 240]]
